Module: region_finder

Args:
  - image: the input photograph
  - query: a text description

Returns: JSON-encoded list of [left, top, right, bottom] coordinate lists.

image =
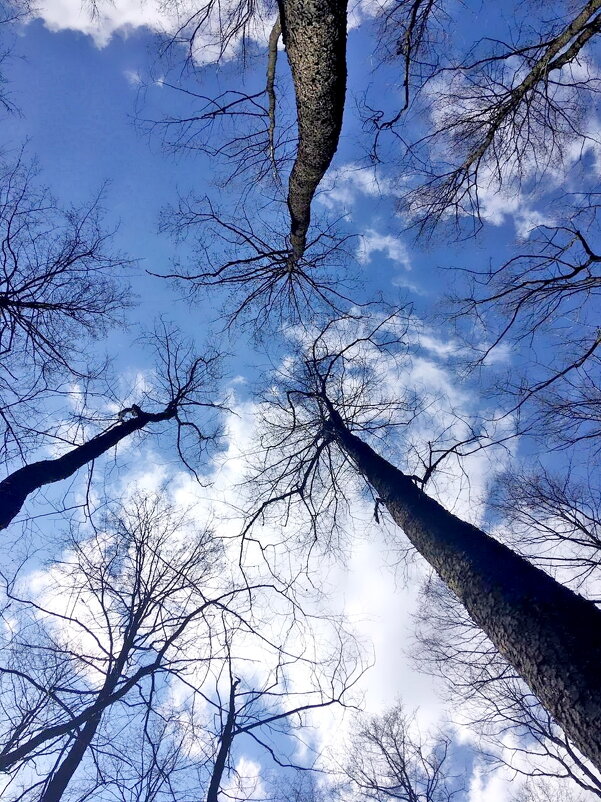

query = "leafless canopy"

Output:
[[0, 157, 132, 464], [343, 702, 460, 802], [0, 323, 224, 531], [158, 196, 357, 331], [366, 0, 601, 229]]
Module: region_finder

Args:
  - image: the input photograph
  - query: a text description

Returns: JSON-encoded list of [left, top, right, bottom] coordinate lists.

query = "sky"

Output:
[[1, 1, 601, 801]]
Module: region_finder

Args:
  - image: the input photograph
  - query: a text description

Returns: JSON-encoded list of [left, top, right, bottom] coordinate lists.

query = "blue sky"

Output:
[[2, 2, 601, 801]]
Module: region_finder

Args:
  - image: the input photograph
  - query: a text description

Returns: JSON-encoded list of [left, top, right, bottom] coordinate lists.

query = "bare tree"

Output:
[[343, 702, 459, 802], [0, 325, 223, 531], [143, 0, 351, 326], [0, 0, 33, 115], [0, 158, 129, 375], [415, 577, 601, 799], [243, 310, 601, 771], [0, 485, 365, 802], [489, 465, 601, 590], [448, 214, 601, 455], [0, 156, 132, 464], [0, 493, 280, 801], [158, 197, 357, 329], [275, 0, 348, 264], [366, 0, 601, 228], [161, 0, 347, 264], [199, 627, 363, 802], [512, 777, 597, 802]]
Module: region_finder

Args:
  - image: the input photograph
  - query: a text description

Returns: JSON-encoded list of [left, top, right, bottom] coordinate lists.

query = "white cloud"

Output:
[[31, 0, 275, 64], [123, 68, 142, 86], [347, 0, 395, 30], [318, 163, 402, 211], [222, 756, 265, 801], [468, 764, 517, 802], [357, 229, 412, 269]]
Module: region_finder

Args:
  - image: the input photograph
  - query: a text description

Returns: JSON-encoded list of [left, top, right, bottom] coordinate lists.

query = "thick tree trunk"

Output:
[[277, 0, 348, 261], [326, 410, 601, 770], [0, 406, 174, 530], [206, 679, 239, 802]]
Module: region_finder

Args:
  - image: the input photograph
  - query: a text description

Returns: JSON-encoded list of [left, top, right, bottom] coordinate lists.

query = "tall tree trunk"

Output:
[[38, 641, 133, 802], [206, 678, 240, 802], [277, 0, 348, 262], [326, 409, 601, 770], [39, 713, 103, 802], [0, 406, 174, 530]]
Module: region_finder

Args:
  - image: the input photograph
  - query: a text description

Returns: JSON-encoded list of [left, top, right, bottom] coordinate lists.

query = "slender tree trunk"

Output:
[[277, 0, 348, 262], [206, 678, 240, 802], [0, 406, 174, 530], [38, 642, 133, 802], [326, 409, 601, 770], [39, 713, 103, 802]]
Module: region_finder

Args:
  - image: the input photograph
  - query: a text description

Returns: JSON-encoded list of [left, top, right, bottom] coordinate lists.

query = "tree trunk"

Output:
[[38, 713, 103, 802], [326, 410, 601, 770], [38, 641, 133, 802], [277, 0, 348, 261], [0, 407, 174, 530], [206, 678, 240, 802]]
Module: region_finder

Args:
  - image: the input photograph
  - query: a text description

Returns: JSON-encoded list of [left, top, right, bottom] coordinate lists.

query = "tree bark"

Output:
[[277, 0, 348, 262], [326, 409, 601, 771], [0, 406, 174, 530]]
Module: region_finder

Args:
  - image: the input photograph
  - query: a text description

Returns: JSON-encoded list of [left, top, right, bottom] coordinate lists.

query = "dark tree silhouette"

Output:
[[366, 0, 601, 228], [416, 577, 601, 798], [449, 215, 601, 455], [490, 466, 601, 589], [0, 326, 223, 531], [201, 629, 363, 802], [0, 157, 131, 466], [276, 0, 348, 263], [157, 197, 357, 330], [0, 494, 282, 801], [343, 701, 458, 802]]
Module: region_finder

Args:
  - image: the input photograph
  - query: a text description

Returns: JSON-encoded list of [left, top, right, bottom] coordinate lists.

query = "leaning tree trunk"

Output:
[[38, 641, 134, 802], [326, 409, 601, 770], [0, 406, 175, 530], [277, 0, 348, 262], [206, 678, 240, 802], [39, 711, 103, 802]]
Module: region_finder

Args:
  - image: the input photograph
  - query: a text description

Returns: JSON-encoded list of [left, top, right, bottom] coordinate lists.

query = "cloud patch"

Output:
[[357, 229, 412, 270], [32, 0, 275, 64]]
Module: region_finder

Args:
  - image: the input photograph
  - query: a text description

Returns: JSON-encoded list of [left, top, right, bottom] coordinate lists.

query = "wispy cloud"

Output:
[[319, 163, 402, 211], [123, 68, 142, 86], [357, 229, 412, 270]]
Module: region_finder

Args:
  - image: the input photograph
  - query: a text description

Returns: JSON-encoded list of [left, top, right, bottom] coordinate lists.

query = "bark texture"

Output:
[[277, 0, 348, 261], [327, 411, 601, 770], [0, 407, 175, 530]]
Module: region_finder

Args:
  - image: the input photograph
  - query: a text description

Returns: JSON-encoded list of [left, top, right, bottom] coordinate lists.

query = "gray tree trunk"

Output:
[[277, 0, 348, 261], [326, 409, 601, 770]]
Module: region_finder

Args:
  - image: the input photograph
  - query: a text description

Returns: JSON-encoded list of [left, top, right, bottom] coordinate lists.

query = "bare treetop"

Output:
[[365, 0, 601, 231]]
